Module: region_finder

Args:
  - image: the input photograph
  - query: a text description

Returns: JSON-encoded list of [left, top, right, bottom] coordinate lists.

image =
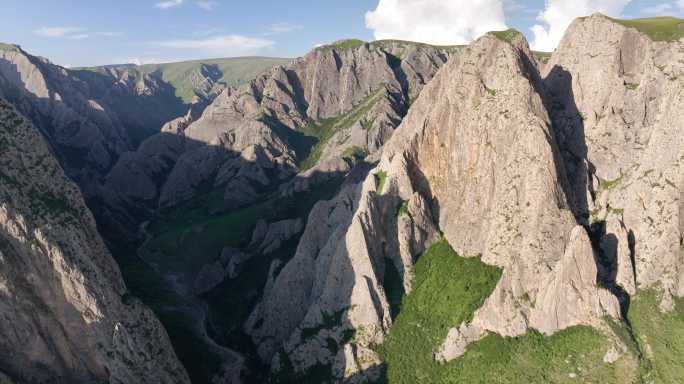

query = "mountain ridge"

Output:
[[1, 13, 684, 384]]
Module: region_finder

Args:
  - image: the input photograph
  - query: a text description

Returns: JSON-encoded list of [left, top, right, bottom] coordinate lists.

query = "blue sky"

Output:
[[0, 0, 681, 67]]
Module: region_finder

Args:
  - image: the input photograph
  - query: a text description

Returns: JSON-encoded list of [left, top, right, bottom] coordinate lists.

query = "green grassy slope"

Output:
[[611, 16, 684, 41], [378, 239, 639, 384], [533, 51, 552, 64], [378, 239, 501, 382], [628, 290, 684, 383], [296, 87, 385, 171]]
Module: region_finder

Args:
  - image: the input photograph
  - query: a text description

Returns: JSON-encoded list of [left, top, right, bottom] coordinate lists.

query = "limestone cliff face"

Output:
[[248, 33, 621, 380], [543, 14, 684, 308], [100, 41, 453, 240], [389, 32, 620, 353], [255, 17, 684, 379], [0, 98, 189, 383]]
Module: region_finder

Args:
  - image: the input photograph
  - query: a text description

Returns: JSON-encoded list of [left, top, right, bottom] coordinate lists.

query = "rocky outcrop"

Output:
[[247, 31, 628, 380], [0, 98, 189, 383], [243, 16, 684, 380], [542, 13, 684, 308]]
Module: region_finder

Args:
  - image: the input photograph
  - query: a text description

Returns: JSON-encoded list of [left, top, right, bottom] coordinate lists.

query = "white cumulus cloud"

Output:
[[365, 0, 508, 45], [156, 0, 183, 9], [531, 0, 632, 51], [155, 34, 275, 55]]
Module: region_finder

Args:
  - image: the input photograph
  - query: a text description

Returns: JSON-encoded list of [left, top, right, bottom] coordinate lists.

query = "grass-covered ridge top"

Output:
[[609, 16, 684, 41], [489, 29, 523, 43], [327, 39, 367, 50]]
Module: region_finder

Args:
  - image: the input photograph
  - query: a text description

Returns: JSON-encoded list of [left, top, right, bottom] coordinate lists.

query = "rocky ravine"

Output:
[[0, 98, 189, 383], [0, 38, 456, 383], [0, 44, 282, 241]]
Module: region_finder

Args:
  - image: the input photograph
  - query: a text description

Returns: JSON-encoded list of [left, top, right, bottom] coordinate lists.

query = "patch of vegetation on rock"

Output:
[[598, 173, 625, 191], [490, 29, 522, 43], [342, 146, 369, 161], [374, 171, 388, 195], [298, 88, 384, 171], [328, 39, 366, 50]]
